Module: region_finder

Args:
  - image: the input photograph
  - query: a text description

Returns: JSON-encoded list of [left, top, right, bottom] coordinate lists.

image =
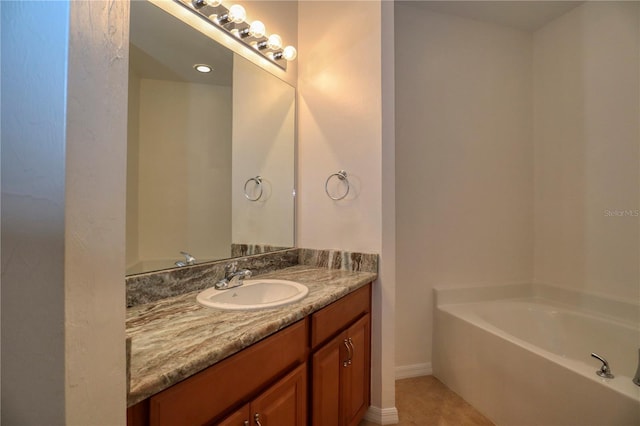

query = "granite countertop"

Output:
[[126, 265, 377, 406]]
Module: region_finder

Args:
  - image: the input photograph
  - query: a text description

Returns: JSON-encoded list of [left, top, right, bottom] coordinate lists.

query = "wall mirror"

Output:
[[126, 0, 295, 275]]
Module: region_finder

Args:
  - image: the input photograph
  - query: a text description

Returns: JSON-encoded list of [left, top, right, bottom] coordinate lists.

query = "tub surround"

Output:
[[434, 282, 639, 326], [126, 250, 377, 406], [433, 284, 640, 426]]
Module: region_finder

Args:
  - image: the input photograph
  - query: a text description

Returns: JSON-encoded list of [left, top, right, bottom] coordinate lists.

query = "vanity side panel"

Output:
[[127, 399, 149, 426]]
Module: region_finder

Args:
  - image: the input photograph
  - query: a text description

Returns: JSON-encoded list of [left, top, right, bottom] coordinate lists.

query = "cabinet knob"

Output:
[[254, 413, 263, 426], [243, 421, 249, 426]]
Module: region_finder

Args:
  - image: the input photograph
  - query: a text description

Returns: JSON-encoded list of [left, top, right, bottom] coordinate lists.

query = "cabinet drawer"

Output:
[[149, 318, 308, 426], [311, 284, 371, 349]]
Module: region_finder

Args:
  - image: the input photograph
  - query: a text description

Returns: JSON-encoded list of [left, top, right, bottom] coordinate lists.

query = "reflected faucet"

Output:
[[633, 349, 640, 387], [214, 261, 252, 290], [175, 251, 196, 267]]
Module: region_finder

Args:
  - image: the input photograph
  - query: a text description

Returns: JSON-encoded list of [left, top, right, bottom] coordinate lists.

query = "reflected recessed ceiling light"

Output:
[[194, 64, 213, 73]]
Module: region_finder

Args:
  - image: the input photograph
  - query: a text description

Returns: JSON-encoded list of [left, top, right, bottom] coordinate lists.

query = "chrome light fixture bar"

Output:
[[179, 0, 297, 71]]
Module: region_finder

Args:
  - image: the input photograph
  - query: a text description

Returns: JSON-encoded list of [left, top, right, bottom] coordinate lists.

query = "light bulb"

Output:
[[249, 20, 266, 38], [282, 45, 297, 61], [194, 64, 212, 73], [192, 0, 222, 9], [228, 4, 246, 23], [267, 34, 282, 50]]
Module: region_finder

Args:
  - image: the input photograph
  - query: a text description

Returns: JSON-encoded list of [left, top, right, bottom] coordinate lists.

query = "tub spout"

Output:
[[633, 349, 640, 387], [591, 353, 614, 379]]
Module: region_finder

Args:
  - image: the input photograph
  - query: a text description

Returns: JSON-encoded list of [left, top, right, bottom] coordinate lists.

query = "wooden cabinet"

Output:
[[219, 363, 306, 426], [128, 319, 307, 426], [127, 283, 372, 426], [311, 285, 371, 426], [312, 315, 370, 426]]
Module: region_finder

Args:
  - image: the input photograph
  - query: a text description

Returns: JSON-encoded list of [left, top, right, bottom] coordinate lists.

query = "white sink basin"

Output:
[[196, 279, 309, 311]]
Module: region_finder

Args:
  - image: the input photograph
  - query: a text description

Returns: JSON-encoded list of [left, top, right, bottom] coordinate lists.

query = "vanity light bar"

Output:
[[180, 0, 297, 70]]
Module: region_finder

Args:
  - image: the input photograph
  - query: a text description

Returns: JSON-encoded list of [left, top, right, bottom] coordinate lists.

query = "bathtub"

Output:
[[433, 284, 640, 426]]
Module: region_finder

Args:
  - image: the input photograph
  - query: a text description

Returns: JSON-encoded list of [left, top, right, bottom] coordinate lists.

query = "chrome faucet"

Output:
[[591, 353, 614, 379], [175, 251, 196, 267], [214, 261, 252, 290]]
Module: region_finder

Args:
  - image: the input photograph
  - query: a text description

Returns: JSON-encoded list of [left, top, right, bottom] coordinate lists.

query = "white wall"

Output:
[[297, 3, 383, 253], [533, 1, 640, 301], [232, 55, 295, 248], [395, 0, 639, 375], [395, 3, 534, 371], [133, 79, 232, 269], [2, 2, 69, 422], [1, 1, 128, 424], [298, 1, 397, 422]]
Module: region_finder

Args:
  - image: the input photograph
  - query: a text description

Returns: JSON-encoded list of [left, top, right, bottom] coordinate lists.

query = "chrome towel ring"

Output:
[[244, 176, 263, 201], [325, 170, 350, 200]]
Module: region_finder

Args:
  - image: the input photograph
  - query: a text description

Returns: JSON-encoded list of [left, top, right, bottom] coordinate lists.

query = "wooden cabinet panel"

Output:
[[251, 363, 306, 426], [216, 404, 250, 426], [311, 333, 344, 426], [311, 311, 371, 426], [343, 315, 371, 426], [149, 318, 307, 426], [217, 363, 307, 426], [311, 285, 371, 349]]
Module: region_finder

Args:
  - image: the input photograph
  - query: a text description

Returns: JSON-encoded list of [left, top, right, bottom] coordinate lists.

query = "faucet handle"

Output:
[[591, 353, 614, 379], [225, 261, 238, 274]]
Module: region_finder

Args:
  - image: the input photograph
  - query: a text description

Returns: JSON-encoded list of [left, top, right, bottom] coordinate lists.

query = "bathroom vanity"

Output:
[[126, 264, 374, 426]]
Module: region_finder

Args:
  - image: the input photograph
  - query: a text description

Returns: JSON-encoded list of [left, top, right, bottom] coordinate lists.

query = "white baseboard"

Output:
[[395, 362, 432, 379], [364, 406, 400, 425]]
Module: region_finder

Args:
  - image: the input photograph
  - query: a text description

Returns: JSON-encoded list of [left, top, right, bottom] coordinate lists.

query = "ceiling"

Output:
[[129, 1, 233, 86], [404, 1, 584, 31]]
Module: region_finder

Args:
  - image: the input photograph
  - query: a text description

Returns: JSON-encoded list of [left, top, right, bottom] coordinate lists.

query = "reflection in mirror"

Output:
[[126, 1, 295, 275]]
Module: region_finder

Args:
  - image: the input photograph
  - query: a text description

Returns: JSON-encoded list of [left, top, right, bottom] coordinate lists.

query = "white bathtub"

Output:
[[433, 284, 640, 426]]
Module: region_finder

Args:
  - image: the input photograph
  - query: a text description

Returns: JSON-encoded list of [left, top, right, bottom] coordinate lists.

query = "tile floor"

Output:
[[359, 376, 494, 426]]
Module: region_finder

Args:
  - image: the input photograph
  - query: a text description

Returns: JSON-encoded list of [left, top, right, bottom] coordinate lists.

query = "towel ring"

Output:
[[244, 176, 263, 201], [325, 170, 350, 200]]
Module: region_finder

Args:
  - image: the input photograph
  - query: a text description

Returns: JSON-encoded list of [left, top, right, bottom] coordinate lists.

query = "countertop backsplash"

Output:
[[126, 248, 378, 307]]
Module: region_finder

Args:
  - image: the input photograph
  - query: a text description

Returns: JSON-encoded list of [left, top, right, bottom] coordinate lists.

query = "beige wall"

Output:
[[232, 55, 295, 247], [298, 1, 397, 422], [127, 69, 141, 268], [132, 79, 232, 269], [533, 1, 640, 301], [395, 3, 534, 370], [65, 2, 129, 422]]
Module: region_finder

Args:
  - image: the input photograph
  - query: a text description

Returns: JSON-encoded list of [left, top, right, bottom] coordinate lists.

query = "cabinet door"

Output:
[[251, 363, 307, 426], [311, 331, 346, 426], [216, 403, 250, 426], [343, 314, 371, 426]]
